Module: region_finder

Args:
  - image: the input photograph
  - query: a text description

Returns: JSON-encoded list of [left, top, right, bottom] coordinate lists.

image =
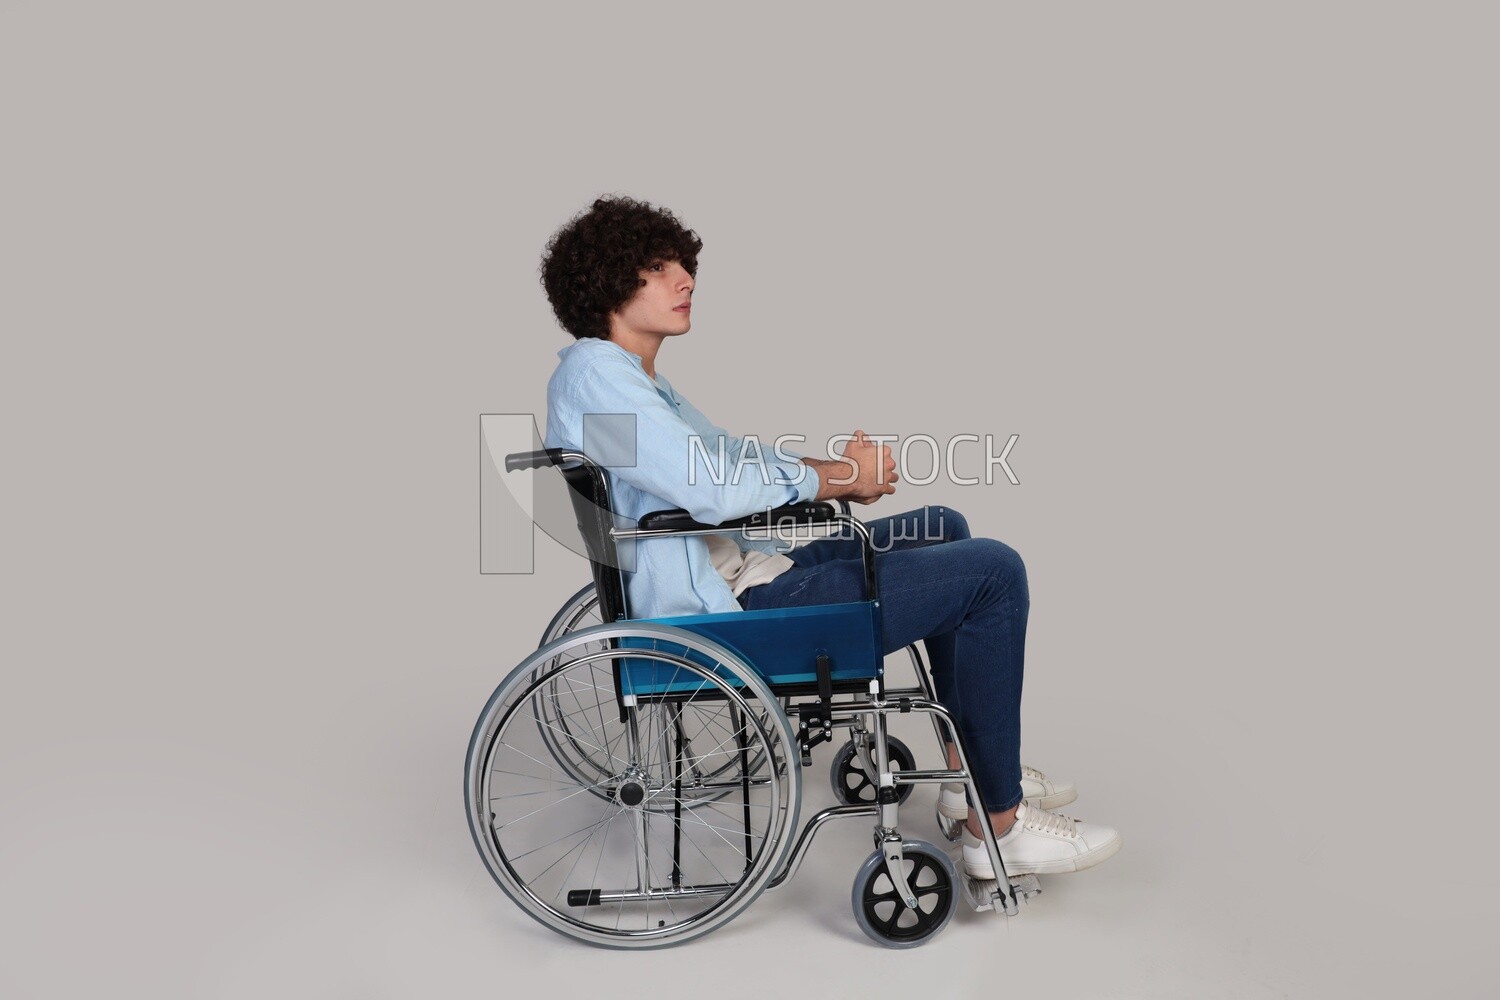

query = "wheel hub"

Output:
[[617, 780, 646, 806]]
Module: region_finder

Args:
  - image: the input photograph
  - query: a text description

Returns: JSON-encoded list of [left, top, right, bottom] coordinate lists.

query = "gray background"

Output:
[[3, 2, 1495, 997]]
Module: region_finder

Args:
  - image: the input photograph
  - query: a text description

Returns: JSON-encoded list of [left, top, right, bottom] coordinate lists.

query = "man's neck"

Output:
[[605, 330, 664, 379]]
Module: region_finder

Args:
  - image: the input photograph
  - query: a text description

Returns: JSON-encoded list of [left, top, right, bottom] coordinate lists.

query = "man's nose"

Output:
[[673, 262, 694, 291]]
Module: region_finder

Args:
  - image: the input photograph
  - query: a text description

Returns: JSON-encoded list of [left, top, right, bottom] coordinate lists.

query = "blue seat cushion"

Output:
[[617, 602, 882, 697]]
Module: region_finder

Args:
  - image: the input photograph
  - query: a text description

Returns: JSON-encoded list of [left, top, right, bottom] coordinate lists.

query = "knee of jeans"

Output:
[[928, 506, 970, 541], [975, 538, 1028, 596]]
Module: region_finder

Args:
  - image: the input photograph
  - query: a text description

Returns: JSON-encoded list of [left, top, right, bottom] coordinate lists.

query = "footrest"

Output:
[[961, 875, 1004, 914], [1009, 873, 1042, 899], [958, 872, 1041, 915]]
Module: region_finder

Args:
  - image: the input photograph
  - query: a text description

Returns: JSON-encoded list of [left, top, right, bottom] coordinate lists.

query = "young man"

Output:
[[540, 195, 1121, 878]]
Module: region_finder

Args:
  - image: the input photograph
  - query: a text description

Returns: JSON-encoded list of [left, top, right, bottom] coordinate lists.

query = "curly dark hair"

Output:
[[539, 196, 703, 340]]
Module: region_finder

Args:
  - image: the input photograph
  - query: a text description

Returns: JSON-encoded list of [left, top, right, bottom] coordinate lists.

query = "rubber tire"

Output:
[[850, 840, 959, 948], [829, 735, 916, 806]]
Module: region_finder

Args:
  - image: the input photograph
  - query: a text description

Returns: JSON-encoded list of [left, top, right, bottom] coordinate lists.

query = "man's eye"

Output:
[[647, 262, 663, 272]]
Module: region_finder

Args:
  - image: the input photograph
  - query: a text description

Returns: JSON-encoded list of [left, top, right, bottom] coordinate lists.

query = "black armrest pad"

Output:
[[638, 501, 839, 532]]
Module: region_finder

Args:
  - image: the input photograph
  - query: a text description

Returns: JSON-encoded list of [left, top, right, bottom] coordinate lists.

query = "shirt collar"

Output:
[[558, 338, 674, 396], [558, 337, 643, 368]]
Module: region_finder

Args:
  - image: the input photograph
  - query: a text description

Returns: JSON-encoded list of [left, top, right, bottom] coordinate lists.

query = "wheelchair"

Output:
[[465, 449, 1041, 949]]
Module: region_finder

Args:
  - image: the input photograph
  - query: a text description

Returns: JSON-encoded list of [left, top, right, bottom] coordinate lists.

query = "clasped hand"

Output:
[[834, 429, 899, 505]]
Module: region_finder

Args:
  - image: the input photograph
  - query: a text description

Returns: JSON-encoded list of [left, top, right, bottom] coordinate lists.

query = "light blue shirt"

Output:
[[544, 338, 821, 619]]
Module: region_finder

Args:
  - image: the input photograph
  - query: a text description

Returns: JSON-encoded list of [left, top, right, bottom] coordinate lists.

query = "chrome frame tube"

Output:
[[889, 768, 969, 785], [580, 883, 737, 904], [886, 697, 1019, 914], [612, 513, 880, 602], [802, 694, 1020, 915], [902, 643, 955, 749], [765, 803, 878, 890]]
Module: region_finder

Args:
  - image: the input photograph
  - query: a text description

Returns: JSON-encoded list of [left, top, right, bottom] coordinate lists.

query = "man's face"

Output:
[[609, 258, 695, 341]]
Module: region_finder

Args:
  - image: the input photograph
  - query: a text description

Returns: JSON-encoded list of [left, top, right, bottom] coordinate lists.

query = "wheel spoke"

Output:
[[504, 806, 618, 864], [472, 625, 798, 946]]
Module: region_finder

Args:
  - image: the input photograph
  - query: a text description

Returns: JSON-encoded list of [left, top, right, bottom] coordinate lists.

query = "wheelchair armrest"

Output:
[[637, 501, 839, 533]]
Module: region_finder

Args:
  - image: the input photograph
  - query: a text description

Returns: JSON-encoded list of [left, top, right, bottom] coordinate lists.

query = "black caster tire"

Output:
[[850, 840, 959, 948], [830, 736, 916, 806]]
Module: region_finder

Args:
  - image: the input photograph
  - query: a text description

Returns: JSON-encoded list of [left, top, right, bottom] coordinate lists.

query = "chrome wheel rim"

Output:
[[468, 623, 801, 947]]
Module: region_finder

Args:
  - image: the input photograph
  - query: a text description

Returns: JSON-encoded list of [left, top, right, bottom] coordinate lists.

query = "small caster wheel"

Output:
[[830, 736, 915, 805], [850, 840, 959, 947]]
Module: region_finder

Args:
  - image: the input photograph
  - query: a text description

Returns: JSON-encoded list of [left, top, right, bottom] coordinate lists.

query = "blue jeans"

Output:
[[738, 506, 1028, 812]]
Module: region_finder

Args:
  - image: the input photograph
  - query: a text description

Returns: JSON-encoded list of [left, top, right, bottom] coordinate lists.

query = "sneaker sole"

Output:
[[962, 832, 1123, 880]]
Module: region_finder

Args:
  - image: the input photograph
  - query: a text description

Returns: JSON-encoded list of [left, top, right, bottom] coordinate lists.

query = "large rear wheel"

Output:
[[533, 585, 773, 810], [466, 622, 801, 948]]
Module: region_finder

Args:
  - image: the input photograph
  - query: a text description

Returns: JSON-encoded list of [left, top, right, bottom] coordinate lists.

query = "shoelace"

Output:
[[1020, 764, 1048, 782], [1020, 804, 1079, 838]]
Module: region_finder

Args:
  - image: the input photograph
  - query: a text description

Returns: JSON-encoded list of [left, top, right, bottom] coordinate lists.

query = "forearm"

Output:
[[568, 365, 818, 523], [802, 457, 856, 501]]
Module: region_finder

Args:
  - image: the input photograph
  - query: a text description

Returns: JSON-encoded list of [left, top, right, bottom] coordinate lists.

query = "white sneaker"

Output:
[[960, 800, 1122, 878], [937, 765, 1078, 820]]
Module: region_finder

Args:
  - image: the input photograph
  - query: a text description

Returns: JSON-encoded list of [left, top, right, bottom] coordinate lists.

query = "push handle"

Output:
[[504, 448, 566, 472]]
